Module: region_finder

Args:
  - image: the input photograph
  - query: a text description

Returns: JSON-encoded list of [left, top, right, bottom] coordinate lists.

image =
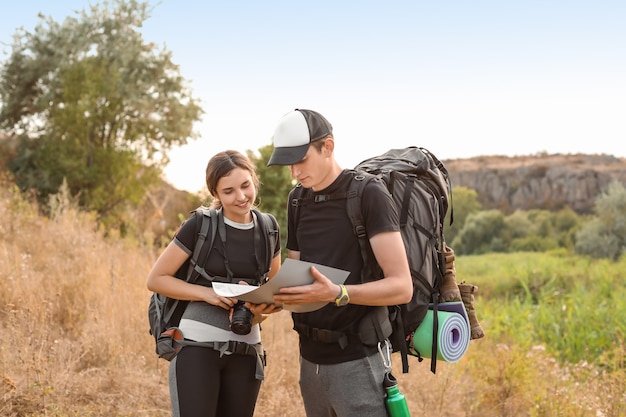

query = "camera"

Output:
[[230, 301, 253, 335]]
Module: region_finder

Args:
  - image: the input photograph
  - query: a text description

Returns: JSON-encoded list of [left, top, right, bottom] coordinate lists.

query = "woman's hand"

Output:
[[200, 286, 236, 311]]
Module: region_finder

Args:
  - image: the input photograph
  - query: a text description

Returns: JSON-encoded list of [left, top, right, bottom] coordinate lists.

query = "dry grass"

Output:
[[1, 176, 624, 416]]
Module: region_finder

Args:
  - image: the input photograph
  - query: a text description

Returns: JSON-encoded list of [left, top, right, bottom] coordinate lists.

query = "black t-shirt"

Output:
[[175, 210, 281, 283], [173, 209, 281, 338], [287, 169, 399, 363]]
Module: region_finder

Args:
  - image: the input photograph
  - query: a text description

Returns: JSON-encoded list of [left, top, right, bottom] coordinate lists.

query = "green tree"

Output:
[[508, 209, 560, 251], [249, 144, 294, 254], [575, 181, 626, 260], [552, 206, 580, 249], [451, 209, 506, 255], [0, 0, 202, 229], [454, 207, 581, 255], [444, 186, 482, 245]]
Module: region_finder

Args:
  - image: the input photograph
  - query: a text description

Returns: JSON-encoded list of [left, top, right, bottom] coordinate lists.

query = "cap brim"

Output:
[[267, 143, 309, 166]]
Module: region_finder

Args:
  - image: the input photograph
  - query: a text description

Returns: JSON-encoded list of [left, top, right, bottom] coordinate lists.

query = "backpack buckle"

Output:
[[314, 195, 328, 203], [355, 225, 367, 238]]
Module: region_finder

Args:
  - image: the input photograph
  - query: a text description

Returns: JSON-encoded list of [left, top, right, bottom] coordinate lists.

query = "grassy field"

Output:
[[1, 181, 624, 416]]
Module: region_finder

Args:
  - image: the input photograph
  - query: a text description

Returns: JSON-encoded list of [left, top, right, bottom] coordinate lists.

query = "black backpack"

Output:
[[350, 147, 453, 374], [147, 206, 279, 361], [291, 146, 452, 373]]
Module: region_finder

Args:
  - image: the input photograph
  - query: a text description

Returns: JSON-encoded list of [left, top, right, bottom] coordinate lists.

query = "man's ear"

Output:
[[323, 137, 335, 154]]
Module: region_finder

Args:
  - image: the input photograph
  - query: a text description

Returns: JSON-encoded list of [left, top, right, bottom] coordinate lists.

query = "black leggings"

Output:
[[171, 345, 262, 417]]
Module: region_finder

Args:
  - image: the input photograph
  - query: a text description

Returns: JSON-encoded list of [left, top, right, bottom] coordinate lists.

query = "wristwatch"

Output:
[[335, 284, 350, 307]]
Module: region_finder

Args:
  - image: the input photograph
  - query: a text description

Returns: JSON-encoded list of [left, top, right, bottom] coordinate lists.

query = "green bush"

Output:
[[458, 252, 626, 365], [575, 181, 626, 260]]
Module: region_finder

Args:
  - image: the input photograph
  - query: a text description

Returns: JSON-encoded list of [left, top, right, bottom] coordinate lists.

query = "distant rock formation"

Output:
[[443, 153, 626, 214]]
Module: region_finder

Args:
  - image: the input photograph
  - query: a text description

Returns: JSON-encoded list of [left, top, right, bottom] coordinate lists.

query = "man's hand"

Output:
[[273, 266, 338, 306], [246, 302, 283, 324]]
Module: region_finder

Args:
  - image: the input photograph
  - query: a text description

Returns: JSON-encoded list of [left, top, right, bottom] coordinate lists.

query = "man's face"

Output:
[[289, 140, 331, 191]]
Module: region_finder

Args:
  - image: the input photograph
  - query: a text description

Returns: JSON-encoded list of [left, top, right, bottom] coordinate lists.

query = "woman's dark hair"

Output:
[[205, 150, 260, 209]]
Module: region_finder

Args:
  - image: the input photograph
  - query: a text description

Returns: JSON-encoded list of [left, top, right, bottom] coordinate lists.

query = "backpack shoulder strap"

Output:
[[345, 170, 381, 283], [290, 183, 310, 228], [162, 207, 218, 325], [346, 171, 411, 373], [187, 207, 219, 282], [252, 210, 279, 282]]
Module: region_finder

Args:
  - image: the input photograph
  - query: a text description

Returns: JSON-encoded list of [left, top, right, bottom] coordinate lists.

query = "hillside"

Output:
[[443, 153, 626, 214]]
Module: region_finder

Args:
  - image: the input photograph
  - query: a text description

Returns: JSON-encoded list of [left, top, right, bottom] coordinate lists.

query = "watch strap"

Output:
[[335, 284, 349, 306]]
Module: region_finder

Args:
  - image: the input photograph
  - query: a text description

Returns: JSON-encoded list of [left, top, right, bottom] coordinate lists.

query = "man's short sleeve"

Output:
[[361, 177, 400, 238]]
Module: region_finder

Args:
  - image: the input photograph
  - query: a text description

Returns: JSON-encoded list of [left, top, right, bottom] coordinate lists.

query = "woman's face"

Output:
[[215, 167, 257, 223]]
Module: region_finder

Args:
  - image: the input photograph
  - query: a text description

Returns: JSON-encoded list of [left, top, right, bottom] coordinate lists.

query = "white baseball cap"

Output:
[[267, 109, 333, 166]]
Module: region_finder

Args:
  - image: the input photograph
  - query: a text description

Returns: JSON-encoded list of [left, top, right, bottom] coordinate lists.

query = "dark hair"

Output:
[[205, 150, 260, 209], [310, 133, 334, 153]]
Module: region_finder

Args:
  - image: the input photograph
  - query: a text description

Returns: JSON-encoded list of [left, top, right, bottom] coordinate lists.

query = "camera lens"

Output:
[[230, 301, 253, 335]]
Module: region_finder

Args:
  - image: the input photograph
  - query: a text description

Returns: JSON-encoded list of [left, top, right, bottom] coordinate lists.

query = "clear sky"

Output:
[[1, 1, 625, 192]]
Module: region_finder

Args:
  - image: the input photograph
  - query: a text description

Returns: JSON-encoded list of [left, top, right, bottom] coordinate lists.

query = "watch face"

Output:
[[335, 294, 350, 306]]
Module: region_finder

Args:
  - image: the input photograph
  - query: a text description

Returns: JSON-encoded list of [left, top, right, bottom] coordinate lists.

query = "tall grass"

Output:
[[460, 252, 626, 367], [0, 176, 165, 416], [1, 176, 624, 416]]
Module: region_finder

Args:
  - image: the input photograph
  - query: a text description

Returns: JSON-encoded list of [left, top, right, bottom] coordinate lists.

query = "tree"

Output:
[[451, 210, 506, 255], [444, 186, 482, 245], [505, 208, 580, 252], [0, 0, 202, 229], [575, 181, 626, 260], [249, 144, 294, 254]]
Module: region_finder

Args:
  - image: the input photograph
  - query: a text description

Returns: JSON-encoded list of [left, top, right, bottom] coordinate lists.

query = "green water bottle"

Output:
[[384, 372, 411, 417]]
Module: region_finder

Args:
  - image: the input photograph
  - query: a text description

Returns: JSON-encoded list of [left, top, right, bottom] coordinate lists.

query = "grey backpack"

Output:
[[350, 147, 452, 373], [147, 207, 278, 360], [291, 147, 452, 373]]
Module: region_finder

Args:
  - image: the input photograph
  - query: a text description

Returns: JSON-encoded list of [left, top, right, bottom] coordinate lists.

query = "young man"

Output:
[[267, 109, 412, 417]]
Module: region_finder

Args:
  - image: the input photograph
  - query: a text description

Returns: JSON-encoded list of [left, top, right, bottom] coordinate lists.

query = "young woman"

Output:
[[147, 150, 282, 417]]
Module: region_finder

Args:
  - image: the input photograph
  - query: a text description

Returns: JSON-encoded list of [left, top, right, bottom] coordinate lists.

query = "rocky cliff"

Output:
[[443, 153, 626, 214]]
